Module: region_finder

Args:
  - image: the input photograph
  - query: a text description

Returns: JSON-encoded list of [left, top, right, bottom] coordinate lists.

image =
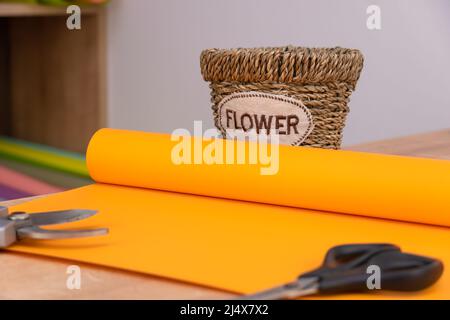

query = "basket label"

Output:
[[217, 91, 313, 145]]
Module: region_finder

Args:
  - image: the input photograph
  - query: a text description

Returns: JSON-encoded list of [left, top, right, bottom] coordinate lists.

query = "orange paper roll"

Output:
[[87, 129, 450, 227], [7, 128, 450, 299]]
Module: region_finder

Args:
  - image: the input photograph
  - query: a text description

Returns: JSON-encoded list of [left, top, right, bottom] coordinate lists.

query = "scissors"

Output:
[[0, 205, 108, 248], [240, 243, 444, 299]]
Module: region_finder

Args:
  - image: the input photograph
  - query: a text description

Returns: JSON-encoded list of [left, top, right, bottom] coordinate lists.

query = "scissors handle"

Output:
[[300, 243, 443, 294], [321, 243, 398, 269]]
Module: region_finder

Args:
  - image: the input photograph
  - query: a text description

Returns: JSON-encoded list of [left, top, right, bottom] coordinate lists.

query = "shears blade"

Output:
[[238, 277, 319, 300], [25, 209, 98, 226], [0, 207, 108, 248], [17, 225, 109, 240]]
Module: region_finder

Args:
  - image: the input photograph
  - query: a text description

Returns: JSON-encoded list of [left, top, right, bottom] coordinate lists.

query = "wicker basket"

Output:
[[200, 46, 364, 149]]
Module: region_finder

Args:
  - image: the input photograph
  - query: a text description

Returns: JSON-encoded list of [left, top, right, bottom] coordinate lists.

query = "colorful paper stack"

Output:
[[0, 136, 92, 201]]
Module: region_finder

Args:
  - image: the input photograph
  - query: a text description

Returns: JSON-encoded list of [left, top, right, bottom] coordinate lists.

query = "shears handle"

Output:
[[300, 243, 443, 294]]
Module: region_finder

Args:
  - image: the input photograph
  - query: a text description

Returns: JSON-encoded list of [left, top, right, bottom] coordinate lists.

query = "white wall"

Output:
[[106, 0, 450, 145]]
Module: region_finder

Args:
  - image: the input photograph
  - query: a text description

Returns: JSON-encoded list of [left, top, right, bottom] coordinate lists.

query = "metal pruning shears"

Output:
[[0, 206, 108, 248], [240, 243, 444, 299]]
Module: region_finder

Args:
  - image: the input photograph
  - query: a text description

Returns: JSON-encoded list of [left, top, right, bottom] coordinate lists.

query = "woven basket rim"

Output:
[[200, 46, 364, 86]]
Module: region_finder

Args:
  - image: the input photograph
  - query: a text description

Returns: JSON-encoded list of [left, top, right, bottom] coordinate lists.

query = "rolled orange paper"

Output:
[[87, 128, 450, 227]]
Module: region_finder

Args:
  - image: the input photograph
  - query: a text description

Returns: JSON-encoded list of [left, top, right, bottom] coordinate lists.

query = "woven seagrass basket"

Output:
[[200, 46, 364, 149]]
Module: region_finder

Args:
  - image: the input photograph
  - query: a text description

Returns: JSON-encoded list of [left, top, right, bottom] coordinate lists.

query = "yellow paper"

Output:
[[8, 129, 450, 299]]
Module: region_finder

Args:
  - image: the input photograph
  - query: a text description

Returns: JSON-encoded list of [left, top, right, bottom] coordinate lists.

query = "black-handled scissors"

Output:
[[240, 243, 444, 299]]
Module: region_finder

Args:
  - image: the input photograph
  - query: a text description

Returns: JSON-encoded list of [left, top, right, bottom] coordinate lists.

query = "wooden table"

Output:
[[1, 129, 449, 299]]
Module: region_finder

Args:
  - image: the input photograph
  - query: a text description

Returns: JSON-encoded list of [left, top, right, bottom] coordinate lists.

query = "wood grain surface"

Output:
[[1, 5, 106, 152], [1, 129, 449, 299]]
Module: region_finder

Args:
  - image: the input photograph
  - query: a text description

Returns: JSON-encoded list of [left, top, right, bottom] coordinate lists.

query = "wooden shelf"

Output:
[[0, 3, 101, 17], [0, 3, 106, 152]]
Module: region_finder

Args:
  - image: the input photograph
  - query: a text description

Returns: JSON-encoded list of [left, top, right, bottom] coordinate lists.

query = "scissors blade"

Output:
[[17, 225, 109, 240], [238, 277, 319, 300], [25, 209, 98, 226]]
